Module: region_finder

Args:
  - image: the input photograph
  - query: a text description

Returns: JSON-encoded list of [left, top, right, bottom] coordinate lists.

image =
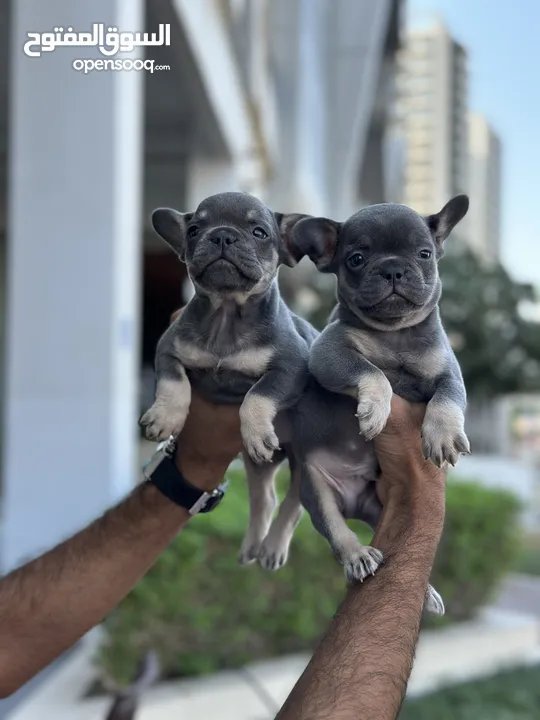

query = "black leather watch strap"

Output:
[[147, 455, 226, 514]]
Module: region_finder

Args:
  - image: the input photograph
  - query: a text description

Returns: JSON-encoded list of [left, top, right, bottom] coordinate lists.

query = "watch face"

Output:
[[200, 491, 225, 513]]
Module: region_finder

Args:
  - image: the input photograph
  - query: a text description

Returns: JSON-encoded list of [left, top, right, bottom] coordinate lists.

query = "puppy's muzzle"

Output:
[[208, 227, 239, 248], [377, 258, 406, 286]]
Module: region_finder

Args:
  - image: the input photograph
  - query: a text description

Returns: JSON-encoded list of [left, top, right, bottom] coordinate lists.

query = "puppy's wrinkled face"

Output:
[[185, 193, 280, 295], [290, 195, 469, 329], [152, 192, 304, 300], [337, 204, 441, 322]]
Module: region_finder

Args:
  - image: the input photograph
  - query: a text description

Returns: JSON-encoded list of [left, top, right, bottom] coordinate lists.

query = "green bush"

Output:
[[400, 664, 540, 719], [99, 471, 522, 684], [428, 479, 522, 625]]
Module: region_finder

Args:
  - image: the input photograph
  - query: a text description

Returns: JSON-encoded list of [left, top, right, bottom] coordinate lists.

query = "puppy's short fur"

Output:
[[140, 192, 318, 569], [287, 196, 470, 615]]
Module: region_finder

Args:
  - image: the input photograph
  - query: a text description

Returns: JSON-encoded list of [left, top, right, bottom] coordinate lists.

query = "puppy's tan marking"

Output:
[[174, 339, 215, 368], [406, 345, 447, 379], [346, 327, 394, 366], [222, 347, 273, 375]]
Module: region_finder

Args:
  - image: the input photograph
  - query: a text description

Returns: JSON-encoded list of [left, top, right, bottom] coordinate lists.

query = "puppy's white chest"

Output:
[[175, 339, 273, 376]]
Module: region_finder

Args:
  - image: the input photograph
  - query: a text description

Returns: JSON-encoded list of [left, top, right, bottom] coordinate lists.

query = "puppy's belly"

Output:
[[293, 382, 380, 523], [307, 448, 379, 521], [187, 368, 256, 405]]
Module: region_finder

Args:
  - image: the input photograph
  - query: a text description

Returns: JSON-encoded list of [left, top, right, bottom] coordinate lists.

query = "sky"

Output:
[[408, 0, 539, 287]]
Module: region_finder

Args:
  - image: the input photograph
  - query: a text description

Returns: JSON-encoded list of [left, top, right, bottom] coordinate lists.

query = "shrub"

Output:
[[99, 471, 522, 684], [400, 664, 540, 719], [428, 479, 522, 625]]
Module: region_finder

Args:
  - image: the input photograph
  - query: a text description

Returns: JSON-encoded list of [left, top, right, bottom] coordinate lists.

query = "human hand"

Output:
[[373, 395, 446, 507], [174, 391, 243, 492]]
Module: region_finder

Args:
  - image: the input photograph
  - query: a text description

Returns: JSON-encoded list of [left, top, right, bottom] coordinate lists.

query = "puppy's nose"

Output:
[[379, 259, 405, 283], [208, 228, 238, 246]]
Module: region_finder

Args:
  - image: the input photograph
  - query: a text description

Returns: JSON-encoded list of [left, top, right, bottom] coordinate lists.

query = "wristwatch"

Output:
[[143, 435, 227, 514]]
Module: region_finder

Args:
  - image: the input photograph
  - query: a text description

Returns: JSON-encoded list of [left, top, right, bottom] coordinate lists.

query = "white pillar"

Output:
[[2, 0, 144, 571]]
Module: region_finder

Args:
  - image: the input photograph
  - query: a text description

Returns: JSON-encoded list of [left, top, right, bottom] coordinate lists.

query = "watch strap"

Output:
[[147, 454, 227, 514]]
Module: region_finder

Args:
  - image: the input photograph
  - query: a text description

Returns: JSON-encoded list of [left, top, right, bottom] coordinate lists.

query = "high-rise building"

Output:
[[468, 113, 502, 265], [398, 23, 469, 242]]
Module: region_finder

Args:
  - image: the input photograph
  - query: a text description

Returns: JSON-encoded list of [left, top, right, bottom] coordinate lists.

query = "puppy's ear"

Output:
[[426, 195, 469, 248], [274, 213, 311, 267], [151, 208, 193, 261], [275, 213, 340, 272]]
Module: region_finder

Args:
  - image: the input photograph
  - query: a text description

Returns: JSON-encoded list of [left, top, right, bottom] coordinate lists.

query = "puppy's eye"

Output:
[[187, 226, 199, 238], [253, 226, 268, 239], [347, 253, 364, 268], [419, 249, 432, 259]]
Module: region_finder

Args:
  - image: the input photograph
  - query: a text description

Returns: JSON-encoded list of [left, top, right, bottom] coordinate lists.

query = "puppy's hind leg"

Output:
[[238, 452, 282, 565], [425, 585, 445, 615], [301, 461, 383, 582], [258, 456, 304, 571]]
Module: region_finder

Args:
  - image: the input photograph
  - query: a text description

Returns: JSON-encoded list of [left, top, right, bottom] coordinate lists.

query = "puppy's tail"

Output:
[[104, 651, 160, 720]]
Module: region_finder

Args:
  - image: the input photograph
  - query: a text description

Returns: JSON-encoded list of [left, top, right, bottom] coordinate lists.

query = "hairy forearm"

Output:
[[277, 486, 445, 720], [0, 481, 188, 697]]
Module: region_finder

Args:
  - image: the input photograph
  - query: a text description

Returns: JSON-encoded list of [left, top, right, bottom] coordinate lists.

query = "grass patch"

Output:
[[400, 664, 540, 719]]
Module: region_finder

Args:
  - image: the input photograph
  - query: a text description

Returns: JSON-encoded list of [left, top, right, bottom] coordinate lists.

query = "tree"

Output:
[[439, 250, 540, 398]]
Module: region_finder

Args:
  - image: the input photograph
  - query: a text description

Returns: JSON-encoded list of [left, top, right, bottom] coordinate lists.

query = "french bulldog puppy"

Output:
[[287, 196, 470, 614], [140, 192, 317, 570]]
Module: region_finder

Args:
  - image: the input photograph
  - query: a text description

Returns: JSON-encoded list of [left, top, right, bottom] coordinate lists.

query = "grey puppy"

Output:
[[286, 196, 470, 614], [140, 192, 317, 569]]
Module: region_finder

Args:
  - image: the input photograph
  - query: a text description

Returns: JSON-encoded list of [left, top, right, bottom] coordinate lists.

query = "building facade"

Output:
[[0, 0, 403, 572], [468, 112, 502, 265], [398, 22, 469, 241]]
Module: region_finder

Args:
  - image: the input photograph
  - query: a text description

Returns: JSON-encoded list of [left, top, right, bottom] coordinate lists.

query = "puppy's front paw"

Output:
[[242, 429, 280, 464], [238, 537, 263, 566], [421, 399, 470, 467], [140, 378, 191, 442], [342, 545, 384, 583], [356, 373, 393, 440], [240, 394, 279, 464], [140, 402, 189, 442], [258, 535, 291, 571]]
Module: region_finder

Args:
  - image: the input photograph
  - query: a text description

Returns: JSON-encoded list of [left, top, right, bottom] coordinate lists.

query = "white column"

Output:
[[2, 0, 144, 571]]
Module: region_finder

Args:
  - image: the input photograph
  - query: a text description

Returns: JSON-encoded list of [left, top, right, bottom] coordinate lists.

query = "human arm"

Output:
[[276, 396, 446, 720], [0, 392, 242, 698]]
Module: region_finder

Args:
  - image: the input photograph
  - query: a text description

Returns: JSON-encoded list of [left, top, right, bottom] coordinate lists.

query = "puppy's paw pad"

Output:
[[139, 403, 188, 442], [238, 541, 262, 566], [243, 430, 280, 465], [343, 546, 383, 583], [356, 400, 391, 441], [425, 586, 445, 616], [421, 426, 470, 468], [258, 539, 290, 571]]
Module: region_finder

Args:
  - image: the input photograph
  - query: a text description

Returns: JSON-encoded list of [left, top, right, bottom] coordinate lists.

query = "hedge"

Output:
[[400, 664, 540, 719], [98, 470, 522, 685]]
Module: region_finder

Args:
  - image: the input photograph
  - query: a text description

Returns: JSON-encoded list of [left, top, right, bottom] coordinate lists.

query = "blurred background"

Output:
[[1, 0, 540, 718]]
